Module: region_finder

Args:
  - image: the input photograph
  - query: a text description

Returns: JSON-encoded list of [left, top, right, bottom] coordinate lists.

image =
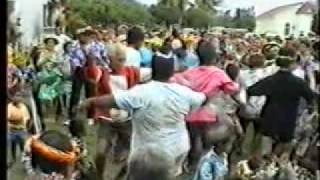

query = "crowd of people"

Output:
[[7, 25, 319, 180]]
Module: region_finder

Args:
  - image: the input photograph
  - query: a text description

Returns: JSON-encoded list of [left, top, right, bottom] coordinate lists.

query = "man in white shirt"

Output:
[[125, 27, 144, 67], [79, 56, 206, 179]]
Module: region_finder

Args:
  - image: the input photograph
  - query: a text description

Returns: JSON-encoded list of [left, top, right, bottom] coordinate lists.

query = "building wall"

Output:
[[255, 4, 313, 38], [13, 0, 50, 47]]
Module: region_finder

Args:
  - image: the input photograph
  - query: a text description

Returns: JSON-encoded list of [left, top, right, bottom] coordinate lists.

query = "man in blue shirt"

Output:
[[69, 27, 100, 119], [90, 30, 109, 67]]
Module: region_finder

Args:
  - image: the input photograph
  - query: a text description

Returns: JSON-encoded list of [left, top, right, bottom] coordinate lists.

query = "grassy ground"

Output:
[[8, 115, 98, 180], [7, 115, 192, 180]]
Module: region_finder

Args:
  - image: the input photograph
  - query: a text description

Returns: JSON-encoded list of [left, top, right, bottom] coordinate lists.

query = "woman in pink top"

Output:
[[171, 40, 240, 171]]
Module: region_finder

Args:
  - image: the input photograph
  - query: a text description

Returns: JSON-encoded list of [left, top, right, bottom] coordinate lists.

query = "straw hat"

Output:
[[76, 26, 95, 35], [262, 42, 280, 54]]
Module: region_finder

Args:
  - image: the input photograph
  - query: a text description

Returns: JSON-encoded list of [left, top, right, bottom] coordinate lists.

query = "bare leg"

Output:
[[108, 124, 131, 180], [187, 124, 203, 172], [95, 123, 114, 180]]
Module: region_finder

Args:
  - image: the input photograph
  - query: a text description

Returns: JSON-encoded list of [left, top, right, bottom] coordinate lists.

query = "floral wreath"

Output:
[[23, 135, 81, 178]]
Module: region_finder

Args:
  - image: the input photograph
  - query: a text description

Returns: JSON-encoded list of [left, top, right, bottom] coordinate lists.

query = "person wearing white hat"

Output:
[[37, 35, 60, 70], [68, 27, 96, 120], [54, 27, 72, 57]]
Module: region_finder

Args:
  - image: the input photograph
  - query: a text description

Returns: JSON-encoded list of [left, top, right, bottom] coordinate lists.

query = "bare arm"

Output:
[[37, 52, 49, 67], [84, 95, 119, 110]]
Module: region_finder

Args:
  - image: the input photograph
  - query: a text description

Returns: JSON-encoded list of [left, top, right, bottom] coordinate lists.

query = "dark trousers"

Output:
[[8, 131, 27, 161], [33, 86, 46, 130], [56, 94, 67, 121], [69, 67, 94, 119]]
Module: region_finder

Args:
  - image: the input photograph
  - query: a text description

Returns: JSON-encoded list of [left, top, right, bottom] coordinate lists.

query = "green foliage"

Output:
[[232, 8, 256, 31], [195, 0, 221, 12], [68, 0, 152, 26], [65, 12, 87, 36], [211, 8, 256, 31], [183, 8, 213, 28], [65, 0, 256, 31], [149, 4, 181, 26]]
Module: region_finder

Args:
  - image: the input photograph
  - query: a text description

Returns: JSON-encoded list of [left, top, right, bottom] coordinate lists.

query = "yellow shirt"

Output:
[[7, 102, 30, 131]]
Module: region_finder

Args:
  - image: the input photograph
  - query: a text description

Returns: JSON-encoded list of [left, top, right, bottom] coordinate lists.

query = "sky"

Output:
[[136, 0, 310, 16]]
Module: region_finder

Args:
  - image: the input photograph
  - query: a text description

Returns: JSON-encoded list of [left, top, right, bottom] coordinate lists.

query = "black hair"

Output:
[[225, 63, 239, 81], [69, 115, 87, 138], [128, 149, 172, 180], [172, 28, 180, 39], [276, 47, 297, 68], [160, 38, 172, 55], [196, 41, 218, 66], [173, 48, 187, 59], [151, 55, 174, 81], [44, 38, 59, 45], [63, 41, 73, 53], [278, 47, 297, 58], [31, 130, 73, 175], [127, 27, 144, 45]]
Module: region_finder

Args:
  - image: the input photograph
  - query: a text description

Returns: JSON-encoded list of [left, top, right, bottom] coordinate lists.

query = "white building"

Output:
[[255, 1, 317, 38], [8, 0, 60, 47]]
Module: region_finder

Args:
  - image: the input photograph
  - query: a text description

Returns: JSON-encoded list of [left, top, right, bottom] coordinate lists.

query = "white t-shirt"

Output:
[[125, 47, 142, 68], [114, 81, 205, 165], [239, 68, 269, 118]]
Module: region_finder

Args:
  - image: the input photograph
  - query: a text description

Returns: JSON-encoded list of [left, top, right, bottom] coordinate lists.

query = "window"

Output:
[[284, 23, 290, 36]]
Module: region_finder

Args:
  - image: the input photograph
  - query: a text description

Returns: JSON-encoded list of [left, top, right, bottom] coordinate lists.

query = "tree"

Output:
[[149, 4, 181, 26], [67, 0, 152, 26], [157, 0, 221, 25], [184, 8, 213, 28], [194, 0, 221, 12], [158, 0, 189, 11], [231, 7, 256, 31], [64, 12, 86, 36]]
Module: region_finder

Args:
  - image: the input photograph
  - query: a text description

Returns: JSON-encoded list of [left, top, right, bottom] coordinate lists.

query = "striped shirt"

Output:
[[69, 41, 108, 73]]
